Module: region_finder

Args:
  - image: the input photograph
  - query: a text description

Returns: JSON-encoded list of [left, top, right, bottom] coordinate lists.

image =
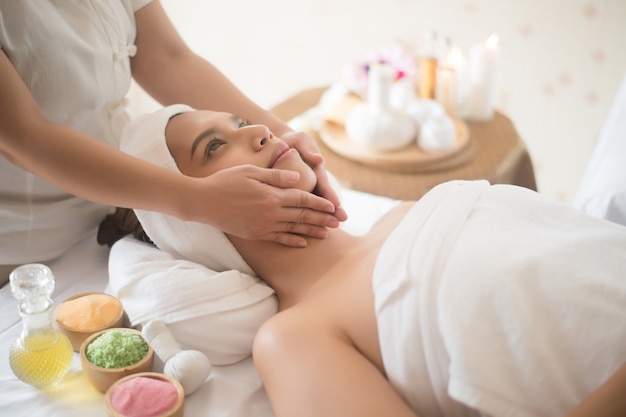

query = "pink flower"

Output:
[[341, 45, 417, 97]]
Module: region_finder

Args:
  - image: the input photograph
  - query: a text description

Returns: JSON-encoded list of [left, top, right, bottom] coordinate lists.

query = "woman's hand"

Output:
[[281, 131, 348, 223], [185, 164, 342, 248]]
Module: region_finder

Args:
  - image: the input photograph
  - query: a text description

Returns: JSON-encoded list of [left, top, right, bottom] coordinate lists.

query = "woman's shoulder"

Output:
[[368, 201, 415, 237]]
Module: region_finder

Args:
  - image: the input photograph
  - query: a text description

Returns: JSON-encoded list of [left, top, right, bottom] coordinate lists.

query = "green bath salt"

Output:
[[86, 330, 148, 369]]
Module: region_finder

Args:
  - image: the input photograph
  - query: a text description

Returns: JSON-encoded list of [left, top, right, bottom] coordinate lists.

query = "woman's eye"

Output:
[[205, 138, 225, 158], [239, 119, 251, 128]]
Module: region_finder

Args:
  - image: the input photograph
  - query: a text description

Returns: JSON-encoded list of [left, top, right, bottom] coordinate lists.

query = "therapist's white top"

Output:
[[0, 0, 151, 264]]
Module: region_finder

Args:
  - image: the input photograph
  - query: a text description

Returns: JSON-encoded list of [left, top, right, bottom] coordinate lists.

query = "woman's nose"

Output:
[[243, 124, 273, 151]]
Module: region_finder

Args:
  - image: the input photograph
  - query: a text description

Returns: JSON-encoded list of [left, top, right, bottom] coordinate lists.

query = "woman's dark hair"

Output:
[[97, 207, 154, 247]]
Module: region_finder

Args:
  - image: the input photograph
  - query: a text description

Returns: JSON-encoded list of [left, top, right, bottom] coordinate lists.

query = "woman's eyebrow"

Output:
[[190, 127, 217, 159], [190, 114, 241, 159]]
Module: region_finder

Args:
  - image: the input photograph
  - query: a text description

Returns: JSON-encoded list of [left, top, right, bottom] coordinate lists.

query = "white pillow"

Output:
[[108, 236, 277, 366]]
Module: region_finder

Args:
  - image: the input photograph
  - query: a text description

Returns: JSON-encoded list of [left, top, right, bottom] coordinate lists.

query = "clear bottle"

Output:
[[9, 263, 73, 389]]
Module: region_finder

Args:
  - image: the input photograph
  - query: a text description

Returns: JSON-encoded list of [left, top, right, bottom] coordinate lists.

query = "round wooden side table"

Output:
[[271, 87, 537, 201]]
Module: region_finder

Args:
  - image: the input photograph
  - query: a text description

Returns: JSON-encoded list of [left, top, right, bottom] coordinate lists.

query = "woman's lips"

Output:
[[269, 143, 291, 168], [272, 148, 298, 167]]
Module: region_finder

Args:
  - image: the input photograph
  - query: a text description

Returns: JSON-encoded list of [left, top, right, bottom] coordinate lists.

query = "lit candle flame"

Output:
[[448, 46, 466, 68]]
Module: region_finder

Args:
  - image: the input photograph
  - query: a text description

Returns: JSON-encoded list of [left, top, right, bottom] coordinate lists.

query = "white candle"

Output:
[[448, 46, 468, 117], [465, 34, 499, 122], [436, 66, 457, 116]]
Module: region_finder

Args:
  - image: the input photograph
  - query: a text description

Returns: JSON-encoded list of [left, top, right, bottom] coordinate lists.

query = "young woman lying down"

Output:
[[99, 104, 626, 417]]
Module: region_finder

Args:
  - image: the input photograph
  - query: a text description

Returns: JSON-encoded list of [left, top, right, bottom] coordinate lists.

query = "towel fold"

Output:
[[108, 236, 277, 366], [374, 180, 488, 417]]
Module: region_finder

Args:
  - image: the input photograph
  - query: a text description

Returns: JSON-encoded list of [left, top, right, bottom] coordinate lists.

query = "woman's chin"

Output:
[[275, 155, 317, 192], [281, 167, 316, 192]]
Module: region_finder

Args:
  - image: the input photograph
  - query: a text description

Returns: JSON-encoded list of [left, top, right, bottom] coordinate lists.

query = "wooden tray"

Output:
[[318, 118, 472, 173]]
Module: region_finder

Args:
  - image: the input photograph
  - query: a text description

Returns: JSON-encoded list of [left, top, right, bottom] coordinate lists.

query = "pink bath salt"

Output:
[[110, 376, 179, 417]]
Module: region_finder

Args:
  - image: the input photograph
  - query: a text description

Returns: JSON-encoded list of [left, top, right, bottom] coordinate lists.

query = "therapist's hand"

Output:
[[195, 164, 342, 248], [281, 131, 348, 223]]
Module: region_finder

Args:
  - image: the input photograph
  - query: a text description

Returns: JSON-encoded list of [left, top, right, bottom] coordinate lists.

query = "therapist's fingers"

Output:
[[264, 193, 342, 247], [269, 208, 340, 247], [280, 189, 341, 226], [281, 131, 347, 222], [270, 224, 328, 248], [311, 163, 348, 222], [257, 168, 337, 215], [281, 131, 324, 166]]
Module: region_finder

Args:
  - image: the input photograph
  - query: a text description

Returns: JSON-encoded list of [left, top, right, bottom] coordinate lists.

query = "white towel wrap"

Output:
[[374, 180, 626, 417]]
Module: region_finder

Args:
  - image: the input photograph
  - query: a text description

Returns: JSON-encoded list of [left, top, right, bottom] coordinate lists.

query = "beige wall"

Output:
[[133, 0, 626, 204]]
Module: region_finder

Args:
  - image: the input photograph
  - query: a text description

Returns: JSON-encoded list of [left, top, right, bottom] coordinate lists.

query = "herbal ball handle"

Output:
[[142, 319, 212, 395]]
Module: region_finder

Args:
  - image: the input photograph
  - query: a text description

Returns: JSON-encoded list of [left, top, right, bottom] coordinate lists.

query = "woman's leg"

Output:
[[253, 306, 418, 417]]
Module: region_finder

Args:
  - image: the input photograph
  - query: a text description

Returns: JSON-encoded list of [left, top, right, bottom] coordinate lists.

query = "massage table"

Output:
[[0, 187, 400, 417]]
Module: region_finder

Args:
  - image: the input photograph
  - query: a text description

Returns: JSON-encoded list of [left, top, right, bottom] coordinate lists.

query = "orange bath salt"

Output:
[[55, 294, 122, 331]]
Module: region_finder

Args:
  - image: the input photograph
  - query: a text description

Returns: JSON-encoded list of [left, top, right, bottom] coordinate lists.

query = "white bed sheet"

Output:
[[0, 188, 399, 417]]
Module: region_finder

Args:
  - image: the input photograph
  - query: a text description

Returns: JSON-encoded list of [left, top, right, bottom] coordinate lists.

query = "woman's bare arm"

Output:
[[563, 362, 626, 417]]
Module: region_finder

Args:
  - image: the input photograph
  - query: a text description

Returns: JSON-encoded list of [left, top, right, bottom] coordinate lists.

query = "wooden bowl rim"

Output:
[[80, 328, 154, 373], [105, 372, 185, 417], [55, 292, 125, 334]]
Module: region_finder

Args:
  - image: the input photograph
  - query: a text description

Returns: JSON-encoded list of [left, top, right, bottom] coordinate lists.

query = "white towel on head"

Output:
[[119, 104, 255, 274], [120, 104, 193, 173]]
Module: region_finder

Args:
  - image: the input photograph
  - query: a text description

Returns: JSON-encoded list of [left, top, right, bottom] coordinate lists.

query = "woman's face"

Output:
[[165, 110, 317, 192]]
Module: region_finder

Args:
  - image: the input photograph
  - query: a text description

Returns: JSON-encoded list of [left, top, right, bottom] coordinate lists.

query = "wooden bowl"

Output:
[[105, 372, 185, 417], [56, 292, 126, 352], [80, 328, 154, 393]]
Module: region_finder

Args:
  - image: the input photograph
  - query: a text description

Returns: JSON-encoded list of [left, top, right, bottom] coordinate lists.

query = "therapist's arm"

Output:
[[0, 48, 323, 248], [0, 49, 190, 215], [131, 1, 347, 225]]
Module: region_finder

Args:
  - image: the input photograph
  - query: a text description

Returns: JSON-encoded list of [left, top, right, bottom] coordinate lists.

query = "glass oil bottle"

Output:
[[8, 263, 73, 388]]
